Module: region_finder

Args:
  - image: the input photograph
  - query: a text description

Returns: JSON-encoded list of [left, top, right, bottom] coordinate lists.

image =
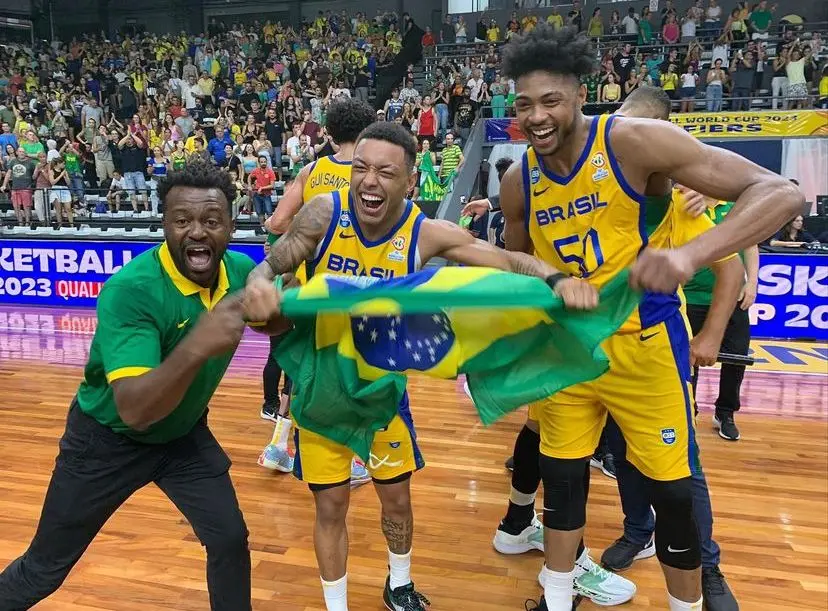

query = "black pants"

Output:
[[687, 303, 751, 416], [263, 334, 292, 405], [0, 402, 251, 611]]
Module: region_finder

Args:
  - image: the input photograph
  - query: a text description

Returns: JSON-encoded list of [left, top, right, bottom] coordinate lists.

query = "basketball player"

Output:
[[246, 122, 591, 611], [0, 161, 283, 610], [258, 98, 376, 479], [497, 26, 802, 611]]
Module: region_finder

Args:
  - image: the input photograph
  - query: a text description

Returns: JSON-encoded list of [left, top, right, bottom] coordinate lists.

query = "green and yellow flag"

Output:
[[278, 267, 640, 460]]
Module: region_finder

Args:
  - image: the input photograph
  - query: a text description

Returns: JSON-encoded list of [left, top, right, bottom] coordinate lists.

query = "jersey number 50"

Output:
[[552, 228, 605, 278]]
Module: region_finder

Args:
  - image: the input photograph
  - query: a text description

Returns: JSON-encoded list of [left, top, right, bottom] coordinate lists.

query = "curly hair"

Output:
[[356, 121, 418, 171], [157, 159, 237, 214], [325, 98, 377, 146], [502, 25, 597, 82]]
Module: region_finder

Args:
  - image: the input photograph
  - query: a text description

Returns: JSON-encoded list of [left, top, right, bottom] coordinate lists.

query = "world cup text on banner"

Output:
[[668, 110, 828, 139], [0, 240, 264, 308], [748, 253, 828, 341]]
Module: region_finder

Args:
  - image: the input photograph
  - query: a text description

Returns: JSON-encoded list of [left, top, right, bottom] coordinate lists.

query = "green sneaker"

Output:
[[383, 575, 430, 610]]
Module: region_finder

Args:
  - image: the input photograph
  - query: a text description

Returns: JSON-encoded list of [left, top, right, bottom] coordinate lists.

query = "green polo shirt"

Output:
[[683, 201, 738, 306], [76, 242, 257, 444]]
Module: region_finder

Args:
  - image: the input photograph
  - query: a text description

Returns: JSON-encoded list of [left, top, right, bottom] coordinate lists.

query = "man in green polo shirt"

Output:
[[684, 199, 759, 442], [63, 142, 85, 207], [748, 0, 775, 39], [0, 160, 282, 610]]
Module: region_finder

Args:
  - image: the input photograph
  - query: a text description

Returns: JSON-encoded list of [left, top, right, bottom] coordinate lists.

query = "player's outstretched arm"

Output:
[[498, 161, 533, 254], [249, 194, 333, 284], [611, 119, 803, 290], [420, 218, 558, 279], [266, 163, 312, 235]]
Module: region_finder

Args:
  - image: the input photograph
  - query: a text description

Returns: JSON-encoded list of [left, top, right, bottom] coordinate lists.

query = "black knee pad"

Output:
[[539, 455, 589, 531], [652, 477, 702, 570], [511, 425, 541, 495]]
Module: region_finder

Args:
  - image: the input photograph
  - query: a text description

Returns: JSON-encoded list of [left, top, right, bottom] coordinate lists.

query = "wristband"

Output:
[[545, 273, 569, 291]]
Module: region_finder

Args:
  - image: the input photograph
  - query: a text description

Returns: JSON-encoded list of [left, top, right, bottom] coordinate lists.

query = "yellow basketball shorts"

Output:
[[293, 393, 425, 486], [529, 312, 696, 482]]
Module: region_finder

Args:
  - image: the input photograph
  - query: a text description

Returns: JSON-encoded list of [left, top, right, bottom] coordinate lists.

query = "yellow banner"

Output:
[[669, 110, 828, 139]]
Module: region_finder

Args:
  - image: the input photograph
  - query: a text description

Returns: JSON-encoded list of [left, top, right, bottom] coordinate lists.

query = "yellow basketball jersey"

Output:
[[310, 191, 426, 280], [524, 114, 683, 333], [302, 155, 352, 203]]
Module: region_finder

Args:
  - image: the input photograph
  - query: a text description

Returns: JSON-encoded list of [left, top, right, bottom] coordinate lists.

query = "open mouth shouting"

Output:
[[184, 244, 214, 274], [358, 191, 386, 218]]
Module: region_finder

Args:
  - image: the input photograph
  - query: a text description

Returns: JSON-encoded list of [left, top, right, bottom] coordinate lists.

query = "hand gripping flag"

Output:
[[277, 267, 640, 460]]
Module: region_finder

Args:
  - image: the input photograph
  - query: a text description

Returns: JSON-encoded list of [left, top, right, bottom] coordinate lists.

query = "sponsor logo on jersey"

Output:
[[590, 152, 606, 168], [592, 168, 609, 182]]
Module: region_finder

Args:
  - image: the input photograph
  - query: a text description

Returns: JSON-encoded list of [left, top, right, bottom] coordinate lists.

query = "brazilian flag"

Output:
[[277, 267, 640, 460]]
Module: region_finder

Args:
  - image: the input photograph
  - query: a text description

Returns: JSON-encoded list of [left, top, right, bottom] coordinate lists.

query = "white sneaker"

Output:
[[257, 444, 294, 473], [492, 514, 545, 554], [566, 549, 637, 606]]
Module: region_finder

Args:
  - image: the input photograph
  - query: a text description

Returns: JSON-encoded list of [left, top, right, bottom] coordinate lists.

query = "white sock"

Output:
[[542, 565, 575, 611], [509, 486, 536, 507], [388, 549, 412, 590], [668, 593, 703, 610], [269, 416, 293, 448], [321, 574, 348, 611]]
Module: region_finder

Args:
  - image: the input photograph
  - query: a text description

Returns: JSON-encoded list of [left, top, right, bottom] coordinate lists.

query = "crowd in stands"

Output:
[[1, 1, 827, 228], [0, 9, 477, 227], [433, 0, 828, 112]]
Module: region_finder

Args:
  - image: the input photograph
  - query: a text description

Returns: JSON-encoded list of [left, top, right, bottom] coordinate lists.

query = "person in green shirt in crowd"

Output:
[[683, 199, 759, 442], [748, 0, 775, 39], [0, 160, 284, 610], [581, 68, 602, 104], [62, 141, 86, 206]]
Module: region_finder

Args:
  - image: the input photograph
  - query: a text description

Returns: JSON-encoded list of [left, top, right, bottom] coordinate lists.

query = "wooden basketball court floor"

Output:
[[0, 305, 826, 611]]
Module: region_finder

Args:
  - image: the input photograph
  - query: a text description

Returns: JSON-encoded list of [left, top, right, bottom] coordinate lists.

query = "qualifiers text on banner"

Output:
[[668, 110, 828, 139]]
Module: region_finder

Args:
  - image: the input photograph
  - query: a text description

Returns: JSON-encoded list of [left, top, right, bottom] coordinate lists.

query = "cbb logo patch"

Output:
[[530, 167, 541, 184], [661, 428, 677, 445], [339, 211, 351, 228]]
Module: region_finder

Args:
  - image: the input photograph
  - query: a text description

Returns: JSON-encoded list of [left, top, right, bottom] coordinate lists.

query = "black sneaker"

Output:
[[702, 565, 739, 611], [600, 535, 656, 571], [601, 453, 617, 479], [505, 455, 515, 471], [713, 411, 740, 441], [260, 401, 280, 423], [383, 575, 430, 610]]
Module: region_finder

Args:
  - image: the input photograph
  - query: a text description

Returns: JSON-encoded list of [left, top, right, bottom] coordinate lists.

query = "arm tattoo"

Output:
[[381, 514, 414, 555], [506, 250, 558, 279], [256, 199, 333, 281]]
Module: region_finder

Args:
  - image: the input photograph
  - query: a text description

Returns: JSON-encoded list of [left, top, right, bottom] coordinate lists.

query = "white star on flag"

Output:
[[370, 329, 378, 342], [387, 357, 396, 367], [388, 329, 397, 340], [357, 322, 365, 332]]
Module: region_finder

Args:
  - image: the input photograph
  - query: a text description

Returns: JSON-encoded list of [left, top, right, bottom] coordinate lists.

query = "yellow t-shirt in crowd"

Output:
[[662, 72, 679, 91], [547, 14, 564, 29], [487, 26, 500, 41], [820, 76, 828, 97], [234, 71, 247, 86]]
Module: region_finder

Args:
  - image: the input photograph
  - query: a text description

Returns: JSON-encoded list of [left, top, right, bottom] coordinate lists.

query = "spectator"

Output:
[[0, 122, 19, 152], [679, 65, 700, 112], [21, 130, 45, 160], [661, 0, 678, 26], [681, 9, 698, 43], [453, 89, 476, 145], [400, 79, 421, 106], [662, 64, 680, 100], [416, 96, 437, 145], [506, 12, 521, 39], [384, 88, 405, 121], [624, 68, 643, 100], [208, 126, 234, 165], [819, 65, 828, 109], [582, 67, 603, 104], [704, 0, 723, 39], [1, 147, 36, 225], [439, 132, 464, 182], [441, 15, 456, 45], [467, 69, 485, 105], [587, 9, 604, 38], [622, 8, 640, 40], [413, 139, 437, 201], [729, 49, 756, 111], [247, 154, 276, 224], [289, 134, 314, 179], [475, 15, 488, 43], [568, 0, 583, 31], [62, 142, 85, 208], [117, 132, 148, 213], [432, 82, 451, 138], [663, 14, 681, 45], [48, 157, 73, 226], [706, 59, 727, 111], [490, 77, 507, 119], [614, 43, 636, 86], [455, 16, 468, 44], [784, 45, 812, 110], [725, 8, 749, 49], [771, 48, 791, 110], [422, 26, 436, 56], [749, 1, 775, 41], [487, 19, 500, 43], [609, 10, 622, 37], [547, 7, 564, 31], [601, 73, 622, 103]]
